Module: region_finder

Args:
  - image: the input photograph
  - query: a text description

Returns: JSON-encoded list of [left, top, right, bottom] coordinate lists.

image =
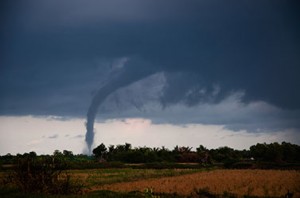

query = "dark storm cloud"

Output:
[[1, 0, 300, 132], [96, 75, 300, 132]]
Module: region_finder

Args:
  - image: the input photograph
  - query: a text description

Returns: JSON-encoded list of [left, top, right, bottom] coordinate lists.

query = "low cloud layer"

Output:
[[98, 73, 300, 133]]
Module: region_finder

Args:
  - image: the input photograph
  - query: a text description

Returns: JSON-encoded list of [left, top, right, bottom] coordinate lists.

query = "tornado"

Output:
[[85, 62, 154, 154], [85, 85, 112, 155]]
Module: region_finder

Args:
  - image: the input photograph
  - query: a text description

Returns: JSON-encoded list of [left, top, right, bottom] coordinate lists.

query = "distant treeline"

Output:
[[91, 142, 300, 165], [1, 142, 300, 169]]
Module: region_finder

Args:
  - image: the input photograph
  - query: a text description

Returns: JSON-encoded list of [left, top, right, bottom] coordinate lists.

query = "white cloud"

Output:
[[94, 119, 300, 150], [1, 116, 298, 155], [0, 116, 86, 155]]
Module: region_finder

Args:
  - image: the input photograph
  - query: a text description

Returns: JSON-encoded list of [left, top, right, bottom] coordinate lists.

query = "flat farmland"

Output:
[[86, 169, 300, 197], [1, 168, 300, 197], [70, 168, 200, 187]]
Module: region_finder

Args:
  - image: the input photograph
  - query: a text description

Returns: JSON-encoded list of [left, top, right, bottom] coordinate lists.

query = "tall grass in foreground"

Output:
[[1, 155, 83, 195]]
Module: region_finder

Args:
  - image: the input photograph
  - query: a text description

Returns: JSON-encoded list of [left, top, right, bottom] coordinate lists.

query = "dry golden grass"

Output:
[[95, 169, 300, 197]]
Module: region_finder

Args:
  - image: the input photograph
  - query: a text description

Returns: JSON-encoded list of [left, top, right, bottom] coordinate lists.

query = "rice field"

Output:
[[69, 168, 200, 188], [1, 168, 299, 197], [89, 169, 300, 197]]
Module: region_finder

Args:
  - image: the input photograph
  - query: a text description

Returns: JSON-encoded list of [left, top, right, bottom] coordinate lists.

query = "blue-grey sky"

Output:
[[1, 0, 300, 154]]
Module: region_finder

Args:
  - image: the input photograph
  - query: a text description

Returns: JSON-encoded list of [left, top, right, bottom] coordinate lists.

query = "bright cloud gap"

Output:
[[0, 116, 299, 155]]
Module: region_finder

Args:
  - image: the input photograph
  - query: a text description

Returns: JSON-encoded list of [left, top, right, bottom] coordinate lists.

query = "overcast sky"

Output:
[[1, 0, 300, 155]]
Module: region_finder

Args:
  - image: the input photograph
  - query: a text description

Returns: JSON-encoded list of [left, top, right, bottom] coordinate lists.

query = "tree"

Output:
[[197, 145, 211, 164], [93, 143, 107, 159], [249, 142, 300, 163], [53, 150, 63, 157], [125, 143, 132, 151], [63, 150, 73, 159], [196, 145, 207, 153]]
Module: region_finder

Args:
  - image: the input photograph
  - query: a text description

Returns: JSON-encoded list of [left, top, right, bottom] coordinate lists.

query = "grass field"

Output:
[[1, 168, 300, 197], [69, 168, 201, 188], [90, 169, 300, 197]]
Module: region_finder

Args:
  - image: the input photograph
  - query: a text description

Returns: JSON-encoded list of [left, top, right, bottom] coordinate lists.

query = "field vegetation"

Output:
[[70, 168, 201, 187], [96, 169, 300, 197], [2, 168, 299, 197]]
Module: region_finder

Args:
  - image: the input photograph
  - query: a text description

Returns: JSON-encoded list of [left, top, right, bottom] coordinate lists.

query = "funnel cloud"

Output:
[[85, 58, 154, 153]]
